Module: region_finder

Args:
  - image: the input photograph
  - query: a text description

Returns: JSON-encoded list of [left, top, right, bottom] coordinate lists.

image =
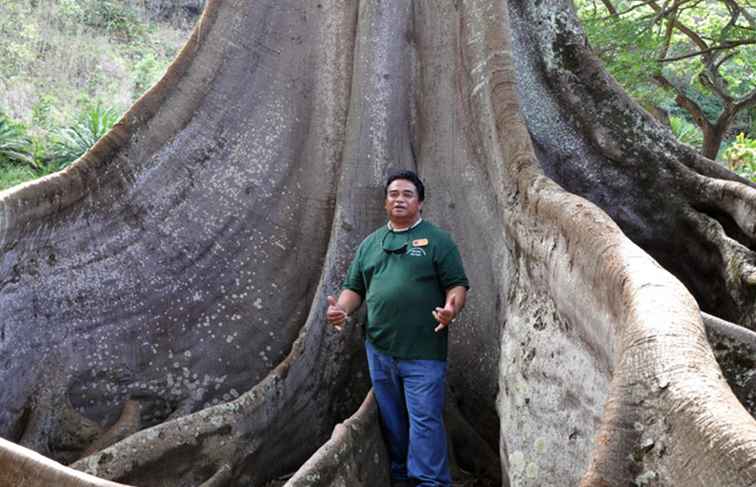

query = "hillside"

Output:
[[0, 0, 203, 189]]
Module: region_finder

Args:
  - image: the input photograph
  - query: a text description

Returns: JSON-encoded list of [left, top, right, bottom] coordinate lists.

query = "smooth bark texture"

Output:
[[282, 391, 389, 487], [0, 438, 129, 487], [1, 1, 755, 486]]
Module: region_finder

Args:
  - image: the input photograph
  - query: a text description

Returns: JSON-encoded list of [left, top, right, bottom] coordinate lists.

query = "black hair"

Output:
[[384, 170, 425, 202]]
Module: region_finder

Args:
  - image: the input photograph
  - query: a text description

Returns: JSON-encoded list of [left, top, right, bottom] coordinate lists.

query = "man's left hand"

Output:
[[432, 294, 457, 333]]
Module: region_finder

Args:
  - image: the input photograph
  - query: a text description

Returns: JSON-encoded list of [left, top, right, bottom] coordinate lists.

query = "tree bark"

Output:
[[702, 123, 726, 160], [1, 0, 755, 486]]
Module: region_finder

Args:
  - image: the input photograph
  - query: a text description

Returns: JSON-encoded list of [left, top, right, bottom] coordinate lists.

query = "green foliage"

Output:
[[0, 104, 119, 189], [133, 52, 161, 95], [723, 133, 756, 182], [0, 0, 198, 191], [576, 1, 755, 102], [0, 113, 50, 190], [0, 0, 193, 127], [0, 115, 33, 168], [0, 163, 37, 191], [669, 116, 703, 148], [71, 0, 144, 41], [575, 0, 755, 165], [49, 104, 119, 169], [31, 94, 57, 128], [677, 88, 725, 127], [0, 4, 38, 75]]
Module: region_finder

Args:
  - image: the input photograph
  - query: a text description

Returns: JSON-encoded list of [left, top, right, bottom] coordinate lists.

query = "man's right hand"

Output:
[[326, 295, 347, 331]]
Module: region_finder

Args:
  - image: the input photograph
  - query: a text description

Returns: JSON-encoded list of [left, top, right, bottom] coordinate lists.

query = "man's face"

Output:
[[385, 179, 423, 223]]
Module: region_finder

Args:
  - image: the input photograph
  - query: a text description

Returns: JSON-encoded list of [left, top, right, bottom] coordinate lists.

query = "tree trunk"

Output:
[[1, 1, 755, 486], [702, 124, 725, 160]]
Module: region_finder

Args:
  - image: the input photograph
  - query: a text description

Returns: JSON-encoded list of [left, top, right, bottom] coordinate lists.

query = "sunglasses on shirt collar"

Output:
[[381, 231, 411, 254]]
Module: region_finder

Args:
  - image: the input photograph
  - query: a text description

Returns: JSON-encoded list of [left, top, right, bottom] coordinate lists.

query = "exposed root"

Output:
[[0, 438, 132, 487], [464, 2, 756, 485], [283, 391, 389, 487], [505, 0, 756, 332], [69, 295, 366, 487], [81, 399, 141, 458], [683, 206, 756, 325], [71, 397, 236, 485], [695, 177, 756, 242], [14, 354, 94, 463], [703, 312, 756, 417], [279, 388, 503, 487], [197, 464, 232, 487], [703, 312, 756, 348], [55, 399, 106, 464]]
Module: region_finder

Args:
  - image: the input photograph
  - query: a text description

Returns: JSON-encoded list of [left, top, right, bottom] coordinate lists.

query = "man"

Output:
[[326, 170, 469, 487]]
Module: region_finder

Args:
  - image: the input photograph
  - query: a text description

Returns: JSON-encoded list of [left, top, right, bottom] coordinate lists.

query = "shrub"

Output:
[[723, 133, 756, 182], [133, 52, 160, 95], [31, 94, 57, 128], [0, 115, 34, 168], [669, 115, 704, 148], [48, 103, 119, 169], [76, 0, 144, 41], [0, 163, 37, 191]]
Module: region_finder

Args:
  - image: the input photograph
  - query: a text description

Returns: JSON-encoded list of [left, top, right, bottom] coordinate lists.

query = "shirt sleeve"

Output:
[[436, 244, 470, 291], [342, 244, 366, 298]]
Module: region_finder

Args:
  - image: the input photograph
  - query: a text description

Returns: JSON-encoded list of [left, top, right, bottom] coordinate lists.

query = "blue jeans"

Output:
[[365, 340, 451, 487]]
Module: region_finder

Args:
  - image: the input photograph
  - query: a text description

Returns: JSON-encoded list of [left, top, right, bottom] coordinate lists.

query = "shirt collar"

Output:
[[387, 218, 423, 233]]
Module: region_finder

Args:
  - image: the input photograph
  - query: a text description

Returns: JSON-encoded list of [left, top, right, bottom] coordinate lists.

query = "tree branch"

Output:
[[699, 72, 734, 103], [658, 39, 756, 62], [599, 0, 619, 16], [721, 0, 756, 30], [648, 0, 711, 54], [715, 50, 738, 70], [660, 6, 677, 59], [647, 0, 735, 98], [734, 88, 756, 112], [653, 73, 712, 129]]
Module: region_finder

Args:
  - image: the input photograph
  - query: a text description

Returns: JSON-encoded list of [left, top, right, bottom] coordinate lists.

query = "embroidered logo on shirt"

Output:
[[407, 247, 427, 256]]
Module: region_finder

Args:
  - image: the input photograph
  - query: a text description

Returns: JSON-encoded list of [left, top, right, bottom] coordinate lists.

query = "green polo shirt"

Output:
[[343, 220, 469, 360]]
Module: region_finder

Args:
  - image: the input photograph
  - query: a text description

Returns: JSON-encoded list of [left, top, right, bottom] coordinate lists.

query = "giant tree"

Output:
[[1, 1, 755, 486]]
